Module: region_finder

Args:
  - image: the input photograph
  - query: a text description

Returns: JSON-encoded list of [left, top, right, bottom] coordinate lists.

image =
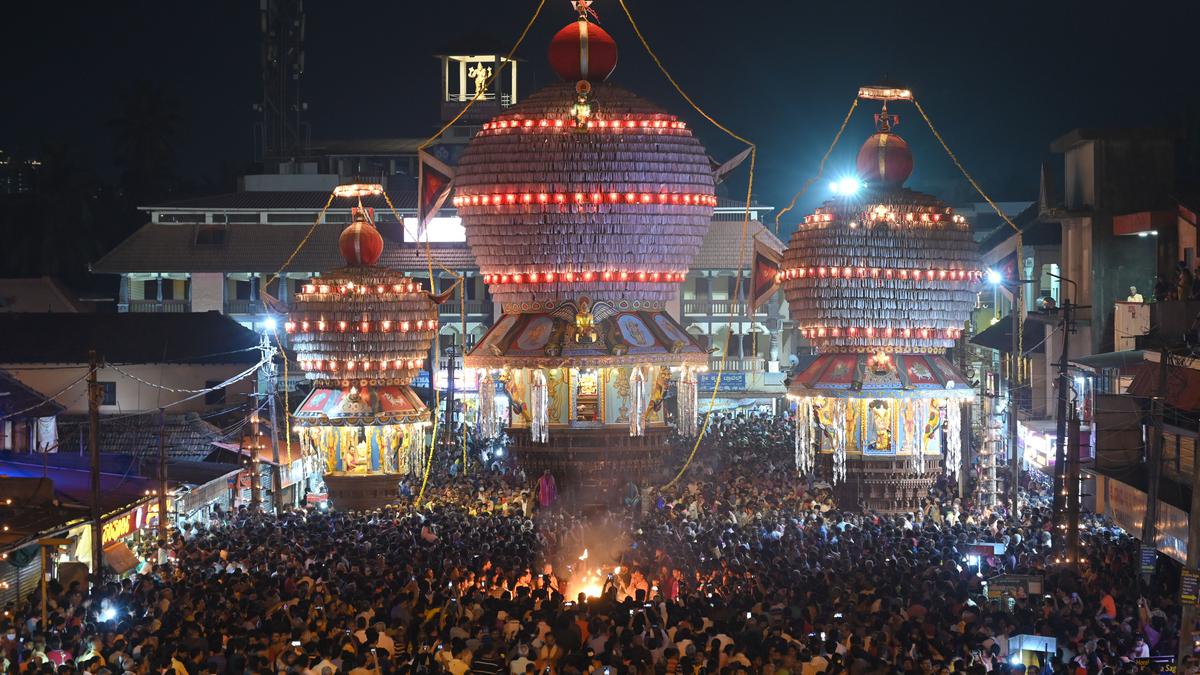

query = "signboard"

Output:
[[1181, 569, 1200, 606], [411, 371, 431, 389], [699, 372, 746, 391], [101, 502, 158, 547], [1133, 657, 1176, 674], [1141, 545, 1158, 574]]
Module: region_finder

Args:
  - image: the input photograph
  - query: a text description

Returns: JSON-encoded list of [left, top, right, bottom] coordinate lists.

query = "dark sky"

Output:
[[3, 0, 1198, 222]]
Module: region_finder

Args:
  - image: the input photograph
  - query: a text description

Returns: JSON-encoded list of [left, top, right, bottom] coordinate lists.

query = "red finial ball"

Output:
[[548, 19, 617, 82], [856, 132, 914, 187], [339, 211, 384, 266]]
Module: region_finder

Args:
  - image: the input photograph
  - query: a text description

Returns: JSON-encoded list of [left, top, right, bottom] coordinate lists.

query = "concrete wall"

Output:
[[2, 363, 256, 415], [1063, 143, 1095, 210]]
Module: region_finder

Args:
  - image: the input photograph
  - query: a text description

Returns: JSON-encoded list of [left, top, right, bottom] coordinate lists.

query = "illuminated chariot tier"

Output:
[[781, 110, 980, 513], [287, 205, 438, 509], [456, 4, 717, 495]]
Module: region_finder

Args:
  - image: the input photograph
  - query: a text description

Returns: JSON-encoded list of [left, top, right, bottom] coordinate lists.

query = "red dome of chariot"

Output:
[[338, 210, 385, 267], [855, 132, 913, 187], [548, 18, 618, 82]]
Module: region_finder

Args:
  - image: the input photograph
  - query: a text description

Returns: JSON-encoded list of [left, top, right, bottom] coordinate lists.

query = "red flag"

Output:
[[418, 149, 455, 238], [749, 236, 783, 313]]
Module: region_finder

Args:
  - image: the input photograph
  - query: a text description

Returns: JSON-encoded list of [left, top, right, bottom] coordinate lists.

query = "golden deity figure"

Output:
[[575, 297, 598, 343], [468, 64, 492, 96], [870, 401, 891, 451]]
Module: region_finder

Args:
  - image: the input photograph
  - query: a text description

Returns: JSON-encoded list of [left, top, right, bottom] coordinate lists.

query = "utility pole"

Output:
[[1052, 299, 1073, 540], [249, 398, 263, 510], [267, 364, 284, 514], [157, 407, 167, 541], [1065, 410, 1081, 563], [1179, 426, 1200, 665], [1009, 283, 1022, 520], [444, 345, 460, 472], [1142, 348, 1169, 547], [87, 351, 102, 587]]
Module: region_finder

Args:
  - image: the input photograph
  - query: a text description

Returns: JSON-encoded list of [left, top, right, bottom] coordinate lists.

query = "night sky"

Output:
[[3, 0, 1198, 222]]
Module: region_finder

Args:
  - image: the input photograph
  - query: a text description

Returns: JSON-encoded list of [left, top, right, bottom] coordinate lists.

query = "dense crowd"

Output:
[[0, 411, 1186, 675]]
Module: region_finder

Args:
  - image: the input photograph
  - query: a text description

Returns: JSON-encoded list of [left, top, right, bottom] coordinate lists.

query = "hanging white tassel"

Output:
[[677, 366, 698, 437], [795, 399, 814, 475], [629, 367, 646, 437], [910, 400, 927, 474], [945, 400, 962, 478], [531, 370, 548, 444], [830, 399, 847, 484], [479, 371, 497, 439]]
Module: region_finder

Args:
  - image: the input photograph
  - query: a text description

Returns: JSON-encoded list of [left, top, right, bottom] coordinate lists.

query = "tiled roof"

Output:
[[715, 196, 774, 210], [146, 190, 419, 211], [0, 370, 64, 419], [311, 138, 426, 155], [0, 313, 263, 364], [56, 413, 229, 461], [693, 220, 784, 270], [92, 222, 477, 274], [977, 203, 1054, 253]]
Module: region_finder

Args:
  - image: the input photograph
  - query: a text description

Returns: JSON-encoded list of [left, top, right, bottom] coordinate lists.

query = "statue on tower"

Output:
[[468, 63, 492, 96]]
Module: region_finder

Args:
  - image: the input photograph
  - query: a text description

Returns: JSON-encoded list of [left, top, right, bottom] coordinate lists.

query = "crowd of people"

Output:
[[0, 411, 1186, 675]]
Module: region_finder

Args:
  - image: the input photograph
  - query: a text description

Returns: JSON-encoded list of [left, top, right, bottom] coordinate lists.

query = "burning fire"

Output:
[[570, 549, 609, 599]]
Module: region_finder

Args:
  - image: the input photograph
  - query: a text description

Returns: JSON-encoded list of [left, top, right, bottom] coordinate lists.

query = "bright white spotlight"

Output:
[[99, 606, 117, 622], [986, 269, 1003, 285], [831, 177, 863, 196], [263, 317, 278, 331]]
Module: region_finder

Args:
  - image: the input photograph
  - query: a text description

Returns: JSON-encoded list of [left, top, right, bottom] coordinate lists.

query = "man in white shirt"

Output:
[[509, 644, 535, 674]]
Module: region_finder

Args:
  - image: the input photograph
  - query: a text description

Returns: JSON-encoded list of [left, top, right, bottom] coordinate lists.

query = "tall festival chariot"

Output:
[[455, 1, 730, 497], [782, 87, 982, 512]]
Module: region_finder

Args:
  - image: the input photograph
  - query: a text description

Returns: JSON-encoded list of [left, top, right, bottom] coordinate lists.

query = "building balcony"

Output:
[[438, 300, 494, 317], [709, 355, 765, 372], [682, 300, 766, 317], [122, 299, 191, 313], [1119, 300, 1200, 350], [225, 299, 265, 315]]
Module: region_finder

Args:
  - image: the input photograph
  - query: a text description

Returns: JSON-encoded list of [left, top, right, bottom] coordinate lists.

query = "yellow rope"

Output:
[[268, 190, 337, 287], [913, 95, 1024, 490], [616, 0, 752, 147], [664, 151, 756, 489], [415, 411, 441, 510], [911, 96, 1024, 389], [418, 0, 547, 152], [611, 0, 755, 489], [912, 98, 1018, 235], [774, 98, 859, 232]]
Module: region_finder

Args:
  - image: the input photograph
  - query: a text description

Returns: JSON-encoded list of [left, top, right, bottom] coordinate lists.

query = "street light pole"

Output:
[[1009, 281, 1022, 521]]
